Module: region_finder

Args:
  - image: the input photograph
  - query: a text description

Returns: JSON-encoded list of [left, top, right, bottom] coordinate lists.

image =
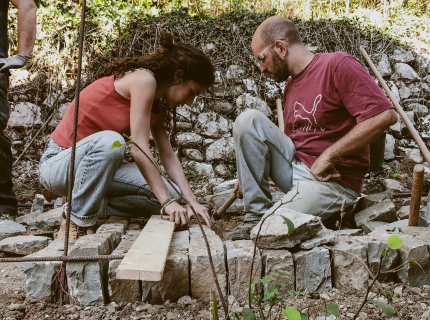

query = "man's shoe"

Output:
[[0, 212, 16, 221], [56, 219, 91, 240]]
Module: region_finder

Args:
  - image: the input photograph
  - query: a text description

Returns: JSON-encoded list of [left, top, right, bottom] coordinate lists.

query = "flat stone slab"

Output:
[[143, 246, 189, 304], [337, 229, 363, 236], [225, 240, 262, 300], [332, 239, 369, 293], [355, 192, 389, 212], [189, 230, 227, 299], [262, 249, 295, 293], [23, 239, 75, 302], [108, 230, 141, 303], [354, 199, 397, 227], [171, 230, 190, 249], [293, 247, 331, 292], [395, 234, 430, 287], [16, 207, 63, 230], [355, 234, 398, 282], [96, 220, 128, 248], [67, 233, 113, 306], [362, 221, 391, 234], [0, 235, 50, 256], [0, 220, 26, 241], [299, 228, 335, 250], [250, 208, 323, 249], [213, 179, 237, 194]]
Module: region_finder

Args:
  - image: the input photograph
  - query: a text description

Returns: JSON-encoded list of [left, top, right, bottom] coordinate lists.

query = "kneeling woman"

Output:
[[39, 33, 214, 239]]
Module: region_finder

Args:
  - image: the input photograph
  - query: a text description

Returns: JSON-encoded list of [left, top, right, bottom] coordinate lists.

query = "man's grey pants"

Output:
[[233, 109, 358, 221]]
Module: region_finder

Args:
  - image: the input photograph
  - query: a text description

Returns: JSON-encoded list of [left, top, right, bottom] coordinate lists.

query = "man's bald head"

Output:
[[256, 16, 302, 47]]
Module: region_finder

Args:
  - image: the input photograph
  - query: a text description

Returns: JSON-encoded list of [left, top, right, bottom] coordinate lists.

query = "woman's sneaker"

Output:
[[56, 219, 92, 240]]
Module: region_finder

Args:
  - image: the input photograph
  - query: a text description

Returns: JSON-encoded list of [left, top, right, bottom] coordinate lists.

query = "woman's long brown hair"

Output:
[[94, 32, 215, 143]]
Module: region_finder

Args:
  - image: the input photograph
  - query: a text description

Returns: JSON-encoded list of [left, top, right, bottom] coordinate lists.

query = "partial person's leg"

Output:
[[0, 72, 17, 220], [263, 160, 358, 221], [233, 109, 296, 216], [99, 163, 182, 219], [39, 131, 126, 227]]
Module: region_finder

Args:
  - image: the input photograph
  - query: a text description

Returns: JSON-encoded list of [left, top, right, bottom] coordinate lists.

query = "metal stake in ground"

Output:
[[409, 164, 424, 226], [61, 0, 87, 305]]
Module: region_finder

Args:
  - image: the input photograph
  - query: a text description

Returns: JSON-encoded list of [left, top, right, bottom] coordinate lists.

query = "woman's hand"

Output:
[[186, 201, 212, 227], [164, 201, 189, 226]]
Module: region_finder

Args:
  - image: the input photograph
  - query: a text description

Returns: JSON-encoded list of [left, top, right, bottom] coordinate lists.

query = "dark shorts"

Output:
[[0, 71, 17, 216]]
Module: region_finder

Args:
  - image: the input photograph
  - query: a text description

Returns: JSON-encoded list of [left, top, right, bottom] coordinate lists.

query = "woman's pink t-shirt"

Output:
[[283, 52, 393, 193], [51, 75, 160, 149]]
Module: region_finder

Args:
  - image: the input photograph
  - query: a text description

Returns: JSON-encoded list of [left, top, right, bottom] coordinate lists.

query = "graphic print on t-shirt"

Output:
[[291, 94, 325, 133]]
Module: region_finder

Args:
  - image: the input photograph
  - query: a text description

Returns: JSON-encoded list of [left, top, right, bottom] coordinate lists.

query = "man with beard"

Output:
[[231, 16, 397, 239], [0, 0, 37, 221]]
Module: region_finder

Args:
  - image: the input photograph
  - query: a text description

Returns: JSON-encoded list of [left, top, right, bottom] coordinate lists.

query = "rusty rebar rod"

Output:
[[0, 255, 125, 263]]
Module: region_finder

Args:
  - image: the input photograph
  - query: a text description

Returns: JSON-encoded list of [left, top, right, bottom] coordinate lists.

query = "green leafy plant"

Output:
[[23, 189, 35, 197]]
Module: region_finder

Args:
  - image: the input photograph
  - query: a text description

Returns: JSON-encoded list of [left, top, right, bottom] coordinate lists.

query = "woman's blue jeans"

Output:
[[39, 131, 180, 227]]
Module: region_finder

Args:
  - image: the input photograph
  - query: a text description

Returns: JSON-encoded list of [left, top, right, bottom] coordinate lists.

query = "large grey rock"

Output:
[[7, 102, 42, 129], [213, 179, 237, 194], [67, 233, 113, 305], [299, 228, 335, 250], [405, 103, 429, 119], [194, 162, 215, 178], [261, 79, 282, 103], [189, 231, 227, 299], [390, 111, 415, 138], [251, 208, 323, 249], [355, 192, 389, 213], [208, 101, 234, 114], [354, 199, 397, 227], [406, 148, 424, 164], [143, 246, 189, 304], [195, 112, 231, 139], [385, 133, 395, 160], [170, 230, 190, 249], [226, 65, 245, 84], [395, 234, 430, 287], [0, 235, 50, 256], [225, 240, 262, 300], [377, 53, 392, 78], [387, 81, 400, 103], [355, 234, 398, 282], [398, 81, 411, 99], [176, 133, 203, 148], [293, 247, 331, 292], [390, 49, 414, 64], [362, 221, 392, 234], [391, 63, 421, 82], [332, 239, 369, 292], [31, 194, 45, 214], [203, 43, 216, 53], [0, 220, 26, 241], [214, 164, 231, 177], [23, 239, 74, 302], [16, 207, 63, 230], [96, 220, 128, 248], [242, 78, 258, 95], [416, 54, 430, 75], [176, 105, 197, 122], [183, 149, 205, 161], [236, 93, 272, 117], [206, 137, 235, 161], [108, 230, 140, 303], [262, 249, 295, 292], [384, 179, 406, 193]]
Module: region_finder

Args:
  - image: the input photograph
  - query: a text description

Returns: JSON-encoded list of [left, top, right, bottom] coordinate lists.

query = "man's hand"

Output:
[[310, 154, 341, 182], [0, 54, 29, 72], [186, 201, 212, 227], [233, 180, 243, 199]]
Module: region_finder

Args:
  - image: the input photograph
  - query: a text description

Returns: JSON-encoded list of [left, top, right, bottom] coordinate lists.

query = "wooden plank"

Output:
[[116, 215, 175, 281]]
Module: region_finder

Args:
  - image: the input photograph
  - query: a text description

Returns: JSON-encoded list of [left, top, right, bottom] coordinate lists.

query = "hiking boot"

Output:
[[0, 212, 16, 222], [56, 219, 91, 240]]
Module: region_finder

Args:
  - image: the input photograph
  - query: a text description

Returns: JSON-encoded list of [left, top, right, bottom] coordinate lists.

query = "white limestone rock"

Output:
[[195, 112, 231, 139], [236, 93, 272, 117], [250, 208, 323, 249], [384, 178, 406, 193], [213, 179, 238, 194], [226, 65, 246, 84], [406, 148, 424, 164], [176, 133, 203, 148], [214, 164, 231, 177], [182, 149, 205, 162], [194, 162, 215, 178], [390, 49, 414, 64], [208, 101, 234, 114], [206, 137, 235, 161], [385, 133, 395, 161], [391, 63, 421, 83], [7, 102, 42, 129], [242, 78, 258, 95], [377, 53, 392, 78]]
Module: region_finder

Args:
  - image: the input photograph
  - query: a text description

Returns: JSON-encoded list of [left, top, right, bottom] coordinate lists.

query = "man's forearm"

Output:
[[14, 0, 37, 56], [322, 109, 397, 161]]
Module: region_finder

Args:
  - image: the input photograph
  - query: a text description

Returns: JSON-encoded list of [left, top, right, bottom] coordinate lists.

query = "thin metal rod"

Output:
[[62, 0, 87, 304], [0, 255, 125, 263]]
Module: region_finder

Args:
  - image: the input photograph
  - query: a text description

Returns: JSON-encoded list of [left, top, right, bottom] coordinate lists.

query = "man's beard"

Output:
[[266, 49, 290, 82]]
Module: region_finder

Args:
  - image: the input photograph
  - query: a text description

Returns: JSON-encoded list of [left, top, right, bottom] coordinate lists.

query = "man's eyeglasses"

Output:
[[255, 39, 288, 64]]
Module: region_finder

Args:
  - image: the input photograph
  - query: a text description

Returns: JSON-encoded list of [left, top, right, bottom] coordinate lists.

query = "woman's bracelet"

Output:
[[160, 196, 174, 208], [160, 197, 176, 217]]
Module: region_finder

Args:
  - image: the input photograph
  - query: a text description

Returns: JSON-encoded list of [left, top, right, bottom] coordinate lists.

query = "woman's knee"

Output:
[[93, 131, 126, 160]]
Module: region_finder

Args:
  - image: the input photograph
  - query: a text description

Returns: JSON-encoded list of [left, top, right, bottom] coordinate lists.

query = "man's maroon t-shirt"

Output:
[[283, 52, 393, 194]]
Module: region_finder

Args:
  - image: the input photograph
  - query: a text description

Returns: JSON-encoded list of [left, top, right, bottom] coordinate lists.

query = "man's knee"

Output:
[[233, 109, 265, 137]]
